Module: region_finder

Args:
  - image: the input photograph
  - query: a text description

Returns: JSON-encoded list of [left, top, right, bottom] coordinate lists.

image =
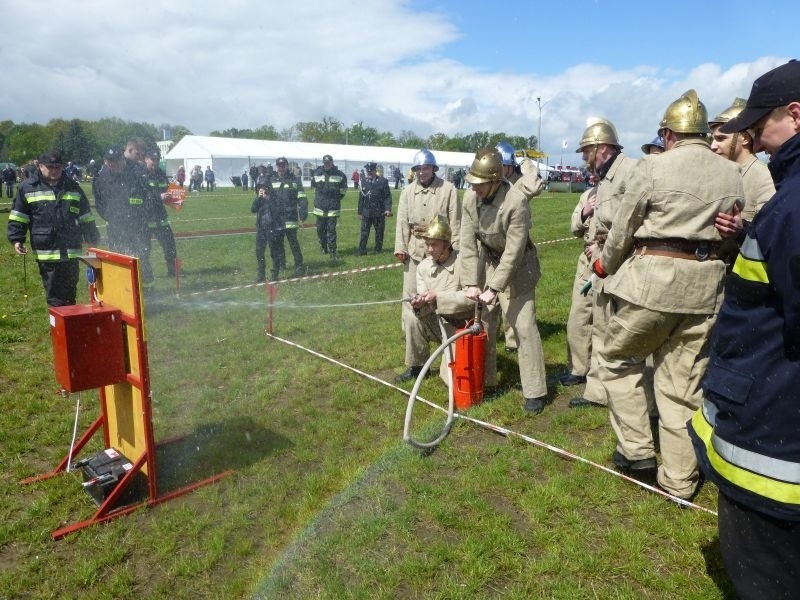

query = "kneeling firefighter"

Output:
[[403, 217, 488, 449]]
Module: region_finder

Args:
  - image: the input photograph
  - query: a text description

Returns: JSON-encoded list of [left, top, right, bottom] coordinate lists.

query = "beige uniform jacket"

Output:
[[415, 250, 474, 321], [572, 187, 597, 245], [740, 155, 775, 222], [395, 176, 460, 262], [601, 138, 744, 314], [460, 181, 539, 297]]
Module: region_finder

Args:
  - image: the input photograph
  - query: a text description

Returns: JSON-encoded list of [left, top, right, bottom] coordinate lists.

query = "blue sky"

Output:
[[2, 0, 796, 158]]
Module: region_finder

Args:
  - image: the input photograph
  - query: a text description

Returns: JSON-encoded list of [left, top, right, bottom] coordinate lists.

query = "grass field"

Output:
[[0, 184, 734, 598]]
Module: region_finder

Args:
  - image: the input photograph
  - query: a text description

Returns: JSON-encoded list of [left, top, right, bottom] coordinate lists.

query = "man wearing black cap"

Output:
[[357, 162, 391, 256], [689, 60, 800, 598], [7, 151, 100, 306], [92, 146, 154, 286], [310, 154, 347, 260], [268, 157, 307, 277]]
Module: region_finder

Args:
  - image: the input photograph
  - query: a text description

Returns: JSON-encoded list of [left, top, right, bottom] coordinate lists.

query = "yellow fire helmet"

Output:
[[422, 216, 452, 242], [575, 117, 622, 152], [708, 97, 747, 128], [464, 147, 503, 184], [660, 89, 710, 135]]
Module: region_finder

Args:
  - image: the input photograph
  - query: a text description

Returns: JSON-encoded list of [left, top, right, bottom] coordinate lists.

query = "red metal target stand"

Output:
[[20, 248, 233, 540]]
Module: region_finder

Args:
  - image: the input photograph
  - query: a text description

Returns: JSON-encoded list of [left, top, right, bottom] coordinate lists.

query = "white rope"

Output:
[[265, 332, 717, 516]]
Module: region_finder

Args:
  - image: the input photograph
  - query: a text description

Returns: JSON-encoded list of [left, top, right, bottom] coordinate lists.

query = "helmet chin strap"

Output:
[[728, 132, 739, 162]]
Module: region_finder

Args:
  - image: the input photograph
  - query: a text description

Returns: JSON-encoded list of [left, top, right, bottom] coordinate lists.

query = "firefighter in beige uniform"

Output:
[[592, 90, 744, 499], [560, 186, 599, 391], [395, 149, 461, 382], [407, 218, 478, 382], [574, 119, 642, 411], [460, 148, 549, 414], [709, 97, 775, 223]]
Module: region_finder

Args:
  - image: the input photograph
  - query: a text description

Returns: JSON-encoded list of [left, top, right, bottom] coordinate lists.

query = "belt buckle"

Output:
[[695, 243, 709, 262]]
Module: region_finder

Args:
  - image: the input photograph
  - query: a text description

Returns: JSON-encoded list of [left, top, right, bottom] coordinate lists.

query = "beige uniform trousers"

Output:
[[565, 252, 593, 377], [403, 313, 454, 382], [600, 297, 714, 498], [484, 290, 546, 399], [402, 257, 425, 365]]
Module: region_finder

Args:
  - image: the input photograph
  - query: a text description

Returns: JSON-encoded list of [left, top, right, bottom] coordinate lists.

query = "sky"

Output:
[[1, 0, 797, 159]]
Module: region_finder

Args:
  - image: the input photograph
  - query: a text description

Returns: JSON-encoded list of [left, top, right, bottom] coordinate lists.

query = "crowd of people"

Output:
[[6, 60, 799, 598]]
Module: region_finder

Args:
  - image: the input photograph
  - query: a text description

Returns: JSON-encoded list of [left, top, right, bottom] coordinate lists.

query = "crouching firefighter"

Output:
[[251, 183, 279, 282], [405, 217, 488, 383]]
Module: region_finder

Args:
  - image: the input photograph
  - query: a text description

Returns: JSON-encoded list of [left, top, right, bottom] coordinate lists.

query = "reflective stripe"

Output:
[[693, 402, 800, 504], [298, 191, 307, 199], [9, 210, 29, 224], [33, 249, 83, 260], [62, 192, 81, 202], [129, 197, 144, 205], [285, 221, 299, 229], [312, 209, 340, 217], [25, 191, 56, 203], [740, 234, 764, 260], [732, 255, 769, 283], [79, 213, 95, 223]]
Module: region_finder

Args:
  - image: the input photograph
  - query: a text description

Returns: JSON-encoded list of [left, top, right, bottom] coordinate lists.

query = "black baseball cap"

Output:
[[721, 59, 800, 133], [322, 154, 333, 162], [364, 162, 377, 170], [38, 151, 62, 166]]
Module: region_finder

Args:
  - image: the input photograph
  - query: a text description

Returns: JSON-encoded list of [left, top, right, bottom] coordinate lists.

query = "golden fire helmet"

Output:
[[422, 216, 452, 242], [576, 118, 622, 152], [708, 97, 747, 128], [660, 89, 710, 134], [464, 148, 503, 184]]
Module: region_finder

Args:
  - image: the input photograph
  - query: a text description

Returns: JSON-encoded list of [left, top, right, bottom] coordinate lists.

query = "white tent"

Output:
[[164, 136, 478, 187]]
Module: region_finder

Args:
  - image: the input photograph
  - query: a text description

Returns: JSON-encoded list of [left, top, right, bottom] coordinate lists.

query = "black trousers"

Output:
[[718, 491, 800, 599], [151, 224, 177, 274], [316, 216, 338, 254], [359, 215, 385, 253], [38, 259, 80, 306], [256, 228, 280, 279], [270, 228, 303, 273]]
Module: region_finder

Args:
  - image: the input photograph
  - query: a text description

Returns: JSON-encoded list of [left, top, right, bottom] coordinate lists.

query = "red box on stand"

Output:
[[49, 304, 127, 393]]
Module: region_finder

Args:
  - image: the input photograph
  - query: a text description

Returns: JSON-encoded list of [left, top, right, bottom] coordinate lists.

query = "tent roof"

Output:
[[165, 135, 476, 168]]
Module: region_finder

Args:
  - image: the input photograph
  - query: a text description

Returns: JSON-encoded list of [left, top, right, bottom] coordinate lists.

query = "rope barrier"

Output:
[[265, 332, 717, 516]]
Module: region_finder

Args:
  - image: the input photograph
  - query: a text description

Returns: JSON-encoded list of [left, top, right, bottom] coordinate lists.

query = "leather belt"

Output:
[[633, 238, 721, 262]]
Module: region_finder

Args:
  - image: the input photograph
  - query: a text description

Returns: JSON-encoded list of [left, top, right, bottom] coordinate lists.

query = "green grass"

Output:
[[0, 185, 733, 598]]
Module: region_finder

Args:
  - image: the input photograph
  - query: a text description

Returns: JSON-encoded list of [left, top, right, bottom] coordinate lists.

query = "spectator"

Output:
[[358, 162, 392, 256], [204, 165, 215, 192], [241, 170, 249, 192], [351, 168, 360, 189], [176, 165, 186, 187], [2, 163, 17, 198]]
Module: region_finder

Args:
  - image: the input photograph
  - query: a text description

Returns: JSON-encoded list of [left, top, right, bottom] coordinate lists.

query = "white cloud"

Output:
[[1, 1, 789, 157]]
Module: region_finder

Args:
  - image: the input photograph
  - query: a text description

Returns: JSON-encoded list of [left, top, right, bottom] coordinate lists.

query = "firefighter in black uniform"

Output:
[[269, 157, 307, 277], [251, 179, 280, 282], [92, 146, 153, 286], [143, 146, 178, 276], [310, 154, 347, 260], [357, 162, 392, 255], [7, 151, 100, 306]]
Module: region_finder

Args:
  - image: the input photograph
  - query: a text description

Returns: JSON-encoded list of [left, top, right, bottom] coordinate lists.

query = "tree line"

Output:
[[0, 115, 537, 166]]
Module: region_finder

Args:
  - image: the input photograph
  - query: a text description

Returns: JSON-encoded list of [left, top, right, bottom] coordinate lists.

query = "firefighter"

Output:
[[269, 157, 307, 277], [688, 59, 800, 598], [592, 89, 743, 500], [7, 151, 100, 306], [357, 162, 392, 255], [143, 146, 178, 277], [406, 217, 476, 383], [311, 154, 348, 261], [709, 97, 775, 222], [394, 149, 461, 382], [93, 146, 154, 287], [460, 148, 548, 413], [571, 118, 644, 416]]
